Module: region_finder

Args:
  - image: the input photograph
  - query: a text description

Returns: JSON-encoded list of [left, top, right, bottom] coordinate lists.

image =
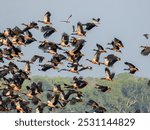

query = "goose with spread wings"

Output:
[[101, 54, 121, 67], [70, 37, 86, 46], [93, 44, 107, 53], [22, 21, 39, 32], [64, 42, 84, 58], [60, 32, 70, 47], [86, 44, 106, 65], [95, 84, 111, 92], [72, 22, 86, 36], [39, 40, 64, 54], [40, 25, 56, 38], [101, 67, 115, 81], [124, 62, 139, 74], [38, 11, 52, 25], [82, 18, 100, 31], [87, 99, 107, 113], [30, 55, 45, 63]]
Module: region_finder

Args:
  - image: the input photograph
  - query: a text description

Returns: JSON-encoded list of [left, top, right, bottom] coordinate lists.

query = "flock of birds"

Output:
[[0, 11, 150, 113]]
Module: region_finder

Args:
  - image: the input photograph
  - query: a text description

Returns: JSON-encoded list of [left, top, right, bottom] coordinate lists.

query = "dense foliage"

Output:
[[20, 73, 150, 113]]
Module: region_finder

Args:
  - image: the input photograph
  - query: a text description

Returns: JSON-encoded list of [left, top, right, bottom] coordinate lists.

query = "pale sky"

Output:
[[0, 0, 150, 78]]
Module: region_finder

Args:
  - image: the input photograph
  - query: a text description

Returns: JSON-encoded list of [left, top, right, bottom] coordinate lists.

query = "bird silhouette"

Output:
[[143, 34, 150, 39], [72, 22, 86, 36], [101, 54, 121, 67], [101, 67, 115, 81], [38, 11, 52, 25], [140, 46, 150, 56], [95, 84, 111, 92], [124, 62, 139, 74], [0, 9, 148, 113], [60, 14, 72, 23]]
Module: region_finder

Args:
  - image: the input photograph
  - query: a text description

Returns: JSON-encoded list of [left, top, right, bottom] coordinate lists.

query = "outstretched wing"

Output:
[[124, 62, 136, 68], [61, 32, 69, 45], [72, 43, 84, 54], [25, 30, 33, 37], [143, 34, 150, 39], [41, 26, 56, 38], [77, 22, 84, 34], [114, 37, 124, 47], [43, 11, 51, 23], [67, 14, 72, 21], [31, 55, 44, 63], [105, 67, 111, 78], [72, 25, 75, 32], [12, 26, 23, 35], [96, 44, 104, 50], [93, 51, 100, 62]]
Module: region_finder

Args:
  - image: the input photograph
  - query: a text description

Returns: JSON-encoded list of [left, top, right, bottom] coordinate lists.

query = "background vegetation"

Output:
[[20, 72, 150, 113]]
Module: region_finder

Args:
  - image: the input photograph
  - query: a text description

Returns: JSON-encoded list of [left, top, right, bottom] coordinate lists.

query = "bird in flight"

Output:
[[143, 34, 150, 39], [140, 46, 150, 56], [101, 67, 115, 81], [38, 11, 52, 25], [101, 54, 121, 67], [107, 38, 124, 53], [124, 62, 139, 74], [60, 14, 72, 23], [72, 22, 86, 36], [86, 44, 106, 65], [86, 99, 107, 113], [95, 84, 111, 92], [91, 18, 100, 24], [83, 18, 100, 31]]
